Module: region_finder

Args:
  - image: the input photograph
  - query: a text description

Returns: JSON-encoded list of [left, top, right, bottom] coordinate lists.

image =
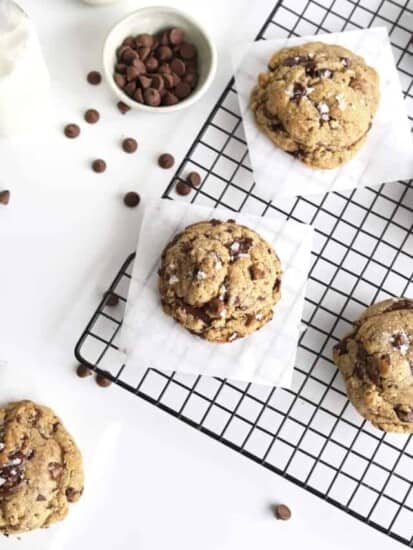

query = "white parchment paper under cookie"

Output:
[[233, 27, 413, 200], [120, 200, 313, 388]]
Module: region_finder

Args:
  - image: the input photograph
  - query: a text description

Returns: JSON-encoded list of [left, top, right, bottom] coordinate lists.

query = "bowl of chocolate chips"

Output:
[[103, 6, 217, 112]]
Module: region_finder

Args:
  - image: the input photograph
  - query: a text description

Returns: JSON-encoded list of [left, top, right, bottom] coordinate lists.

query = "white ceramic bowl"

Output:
[[103, 6, 217, 113]]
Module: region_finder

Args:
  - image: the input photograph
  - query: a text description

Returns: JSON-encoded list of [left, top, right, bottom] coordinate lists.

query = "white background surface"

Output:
[[0, 0, 406, 548]]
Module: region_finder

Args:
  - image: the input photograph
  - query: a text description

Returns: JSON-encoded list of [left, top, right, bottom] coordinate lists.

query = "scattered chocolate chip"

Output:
[[250, 265, 265, 280], [274, 504, 291, 521], [92, 159, 106, 173], [0, 190, 10, 205], [117, 101, 130, 114], [87, 71, 102, 85], [158, 153, 175, 169], [96, 371, 112, 388], [76, 364, 92, 378], [144, 87, 161, 106], [186, 171, 201, 187], [84, 109, 100, 124], [105, 293, 119, 306], [122, 137, 138, 154], [175, 181, 191, 196], [48, 462, 63, 480], [64, 123, 80, 139], [123, 191, 140, 208]]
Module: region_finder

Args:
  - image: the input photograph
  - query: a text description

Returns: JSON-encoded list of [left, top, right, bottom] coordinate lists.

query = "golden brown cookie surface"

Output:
[[158, 220, 282, 343], [333, 298, 413, 433], [250, 42, 380, 169], [0, 400, 84, 535]]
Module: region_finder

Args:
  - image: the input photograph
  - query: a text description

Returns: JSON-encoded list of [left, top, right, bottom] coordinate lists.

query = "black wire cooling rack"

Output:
[[75, 0, 413, 546]]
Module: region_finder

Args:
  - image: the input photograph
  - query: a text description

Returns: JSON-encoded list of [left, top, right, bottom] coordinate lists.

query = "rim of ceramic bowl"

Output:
[[102, 5, 217, 113]]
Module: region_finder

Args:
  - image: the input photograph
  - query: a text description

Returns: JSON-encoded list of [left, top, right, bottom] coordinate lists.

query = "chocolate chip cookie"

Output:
[[333, 298, 413, 433], [158, 219, 282, 343], [0, 400, 84, 535], [250, 42, 380, 169]]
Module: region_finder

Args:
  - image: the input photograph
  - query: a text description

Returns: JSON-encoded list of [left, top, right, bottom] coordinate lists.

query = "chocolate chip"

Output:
[[105, 293, 119, 307], [312, 68, 333, 79], [117, 101, 130, 114], [48, 462, 63, 480], [171, 72, 181, 86], [135, 75, 150, 90], [180, 43, 196, 60], [227, 219, 236, 223], [183, 72, 197, 88], [87, 71, 102, 85], [273, 278, 281, 292], [144, 87, 161, 106], [159, 62, 171, 74], [64, 123, 80, 139], [169, 28, 185, 45], [136, 33, 154, 48], [122, 137, 138, 153], [210, 219, 222, 226], [175, 181, 191, 196], [162, 92, 179, 106], [114, 73, 126, 88], [158, 153, 175, 169], [115, 63, 127, 74], [76, 364, 92, 378], [151, 74, 164, 91], [92, 159, 106, 173], [146, 56, 159, 73], [138, 46, 151, 61], [0, 190, 10, 205], [122, 36, 135, 48], [250, 265, 265, 280], [162, 73, 174, 89], [274, 504, 291, 521], [291, 82, 307, 102], [126, 65, 140, 82], [390, 331, 409, 352], [124, 81, 137, 97], [96, 371, 112, 388], [157, 46, 173, 61], [174, 81, 191, 99], [134, 88, 144, 103], [170, 58, 186, 76], [123, 191, 140, 208], [121, 48, 137, 64], [84, 109, 100, 124], [36, 494, 46, 502], [186, 171, 201, 187]]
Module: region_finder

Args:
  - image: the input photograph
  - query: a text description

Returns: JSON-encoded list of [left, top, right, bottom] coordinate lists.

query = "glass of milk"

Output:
[[0, 1, 50, 138]]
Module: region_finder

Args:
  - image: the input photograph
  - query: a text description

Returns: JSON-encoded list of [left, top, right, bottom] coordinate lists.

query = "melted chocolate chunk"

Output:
[[180, 302, 211, 325], [394, 405, 413, 423], [291, 82, 307, 102], [207, 297, 225, 316], [333, 337, 349, 356], [273, 278, 281, 292], [0, 452, 26, 497], [390, 331, 409, 351], [48, 462, 63, 481], [228, 237, 253, 258], [282, 55, 310, 67], [340, 57, 351, 68]]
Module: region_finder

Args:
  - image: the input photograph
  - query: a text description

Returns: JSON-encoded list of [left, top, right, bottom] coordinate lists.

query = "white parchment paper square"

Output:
[[120, 200, 314, 388], [233, 27, 413, 200]]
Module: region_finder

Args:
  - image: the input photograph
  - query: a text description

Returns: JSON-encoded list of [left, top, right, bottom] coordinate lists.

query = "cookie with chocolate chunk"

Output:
[[333, 298, 413, 433], [158, 219, 282, 343], [0, 400, 84, 535], [250, 42, 379, 169]]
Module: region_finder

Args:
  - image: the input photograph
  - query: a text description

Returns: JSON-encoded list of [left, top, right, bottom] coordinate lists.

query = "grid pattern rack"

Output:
[[75, 0, 413, 546]]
